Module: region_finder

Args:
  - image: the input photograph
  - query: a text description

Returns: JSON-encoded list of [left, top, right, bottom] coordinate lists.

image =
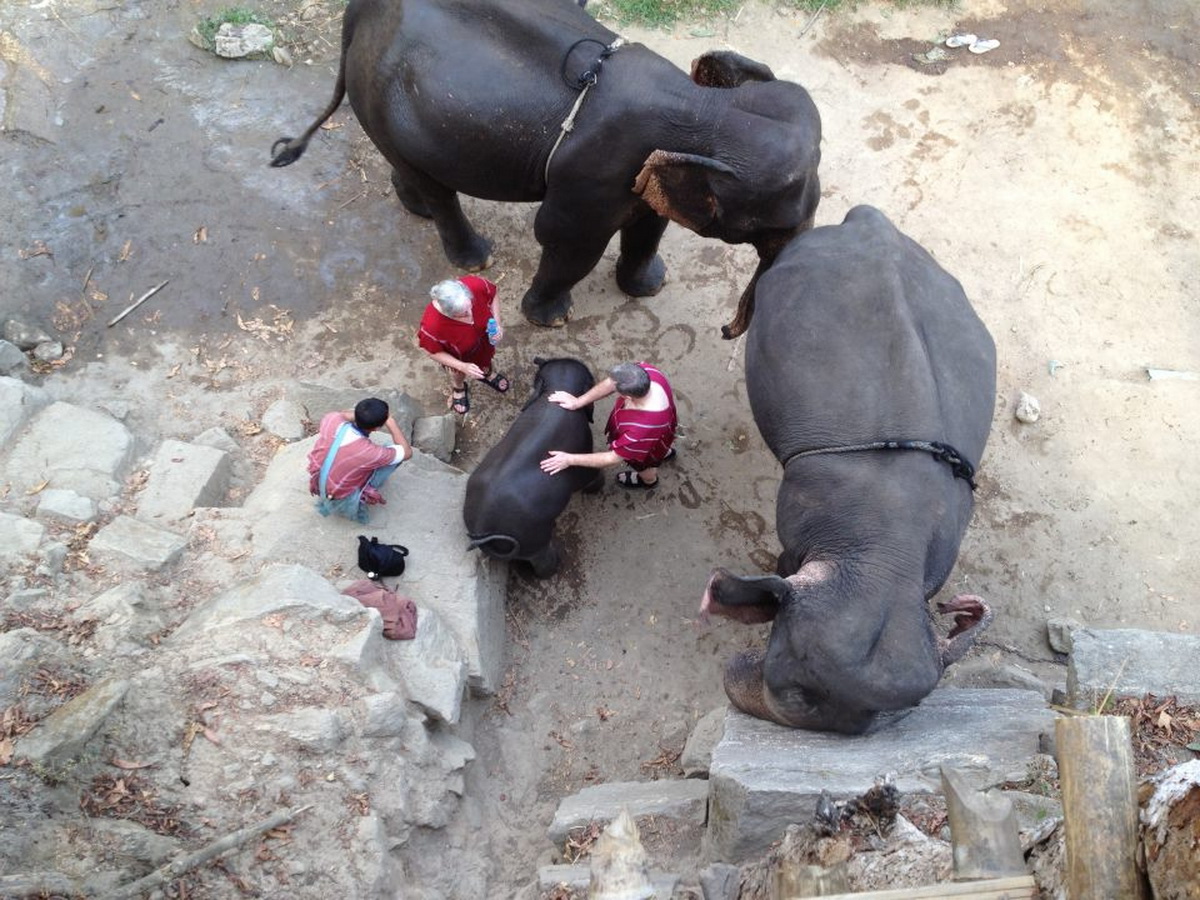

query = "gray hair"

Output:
[[430, 279, 472, 318], [609, 362, 650, 398]]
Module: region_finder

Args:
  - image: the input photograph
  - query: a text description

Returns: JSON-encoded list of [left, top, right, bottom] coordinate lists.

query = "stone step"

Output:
[[1067, 627, 1200, 707], [135, 438, 231, 528], [706, 688, 1055, 862], [548, 779, 710, 845]]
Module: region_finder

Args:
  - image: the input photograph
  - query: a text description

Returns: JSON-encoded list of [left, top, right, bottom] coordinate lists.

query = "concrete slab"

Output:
[[1068, 628, 1200, 707], [135, 439, 231, 527], [706, 688, 1054, 862], [88, 515, 187, 572], [5, 401, 132, 500], [548, 779, 710, 845]]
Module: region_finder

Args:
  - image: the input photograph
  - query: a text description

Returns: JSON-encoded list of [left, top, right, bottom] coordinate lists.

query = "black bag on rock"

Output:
[[357, 535, 409, 579]]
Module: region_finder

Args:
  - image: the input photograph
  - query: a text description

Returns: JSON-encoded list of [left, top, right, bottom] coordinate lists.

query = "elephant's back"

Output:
[[747, 205, 996, 467], [464, 403, 592, 530], [342, 0, 619, 200]]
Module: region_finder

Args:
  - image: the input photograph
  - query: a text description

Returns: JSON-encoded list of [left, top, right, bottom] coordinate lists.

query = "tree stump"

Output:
[[940, 765, 1025, 879], [1055, 715, 1148, 899]]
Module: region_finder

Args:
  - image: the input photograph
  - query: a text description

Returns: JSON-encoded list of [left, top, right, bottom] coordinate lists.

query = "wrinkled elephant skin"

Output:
[[464, 358, 602, 578], [704, 205, 998, 734], [271, 0, 821, 329]]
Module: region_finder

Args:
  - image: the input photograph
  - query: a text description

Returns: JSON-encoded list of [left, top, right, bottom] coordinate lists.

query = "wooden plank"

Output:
[[1056, 715, 1148, 900], [788, 875, 1036, 900]]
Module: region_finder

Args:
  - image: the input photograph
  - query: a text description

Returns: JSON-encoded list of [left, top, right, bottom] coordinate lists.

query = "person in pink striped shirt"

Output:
[[307, 398, 413, 523], [539, 361, 677, 490]]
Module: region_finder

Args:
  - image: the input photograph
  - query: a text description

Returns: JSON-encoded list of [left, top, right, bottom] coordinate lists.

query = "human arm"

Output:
[[383, 416, 414, 462], [546, 376, 617, 411], [539, 448, 622, 475], [488, 295, 504, 343], [425, 348, 486, 382]]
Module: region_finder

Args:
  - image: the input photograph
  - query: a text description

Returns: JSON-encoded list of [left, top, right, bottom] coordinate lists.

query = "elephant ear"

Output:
[[691, 51, 776, 87], [633, 150, 736, 233]]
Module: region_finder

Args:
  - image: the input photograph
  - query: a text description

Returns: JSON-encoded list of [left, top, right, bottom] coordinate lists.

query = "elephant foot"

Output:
[[582, 472, 605, 495], [527, 543, 561, 579], [615, 253, 667, 298], [723, 649, 776, 721], [521, 288, 572, 327], [441, 234, 494, 273]]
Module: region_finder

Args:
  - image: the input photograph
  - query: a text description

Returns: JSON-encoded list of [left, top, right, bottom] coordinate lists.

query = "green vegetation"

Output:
[[604, 0, 740, 29], [194, 7, 275, 50], [604, 0, 957, 28]]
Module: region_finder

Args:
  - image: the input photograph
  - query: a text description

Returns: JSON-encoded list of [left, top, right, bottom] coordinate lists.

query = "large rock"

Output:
[[134, 438, 231, 527], [35, 488, 97, 524], [1141, 760, 1200, 900], [1068, 628, 1200, 707], [5, 401, 132, 500], [548, 779, 710, 845], [390, 606, 468, 725], [13, 678, 129, 770], [706, 688, 1055, 862], [0, 340, 27, 376], [88, 516, 187, 572], [0, 375, 49, 445], [240, 440, 506, 694], [0, 511, 45, 563]]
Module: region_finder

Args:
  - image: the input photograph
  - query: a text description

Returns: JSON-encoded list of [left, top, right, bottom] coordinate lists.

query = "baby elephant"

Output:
[[464, 358, 602, 577]]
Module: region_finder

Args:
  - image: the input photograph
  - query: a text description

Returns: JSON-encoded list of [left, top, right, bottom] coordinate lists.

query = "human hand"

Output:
[[462, 363, 485, 380], [539, 451, 573, 474], [546, 391, 580, 410]]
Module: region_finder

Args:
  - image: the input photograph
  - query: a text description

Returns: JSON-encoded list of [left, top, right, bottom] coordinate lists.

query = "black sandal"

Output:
[[449, 386, 470, 415], [616, 470, 657, 490], [480, 371, 510, 393]]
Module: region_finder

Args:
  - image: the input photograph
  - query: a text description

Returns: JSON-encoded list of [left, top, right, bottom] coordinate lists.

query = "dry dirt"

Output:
[[2, 0, 1198, 894]]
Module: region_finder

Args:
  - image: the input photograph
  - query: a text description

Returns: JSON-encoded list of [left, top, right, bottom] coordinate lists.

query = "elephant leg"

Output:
[[526, 542, 561, 579], [390, 169, 431, 219], [615, 213, 669, 297], [522, 207, 613, 326], [388, 156, 493, 271], [582, 471, 605, 495]]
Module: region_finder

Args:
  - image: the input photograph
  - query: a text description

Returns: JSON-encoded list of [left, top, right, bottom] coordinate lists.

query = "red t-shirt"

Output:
[[417, 275, 497, 369], [606, 363, 677, 466]]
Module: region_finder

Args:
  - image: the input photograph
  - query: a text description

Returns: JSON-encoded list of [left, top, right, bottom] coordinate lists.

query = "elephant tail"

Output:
[[269, 11, 353, 167], [466, 534, 522, 559]]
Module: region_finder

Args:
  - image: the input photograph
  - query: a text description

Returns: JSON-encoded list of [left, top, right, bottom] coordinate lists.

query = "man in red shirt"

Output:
[[418, 276, 509, 415], [307, 398, 413, 523], [539, 362, 677, 489]]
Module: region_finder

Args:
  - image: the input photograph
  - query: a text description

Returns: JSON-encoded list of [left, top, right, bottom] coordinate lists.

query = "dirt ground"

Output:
[[2, 0, 1198, 893]]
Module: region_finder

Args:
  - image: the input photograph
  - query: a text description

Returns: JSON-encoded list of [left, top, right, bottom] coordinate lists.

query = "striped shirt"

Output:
[[307, 413, 401, 500], [605, 363, 677, 466]]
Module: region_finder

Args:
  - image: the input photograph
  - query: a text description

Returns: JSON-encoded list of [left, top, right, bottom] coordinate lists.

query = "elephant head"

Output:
[[633, 51, 821, 339], [702, 565, 992, 734]]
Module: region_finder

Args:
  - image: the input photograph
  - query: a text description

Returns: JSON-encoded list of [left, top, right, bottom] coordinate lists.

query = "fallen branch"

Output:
[[107, 279, 169, 327], [108, 804, 312, 899]]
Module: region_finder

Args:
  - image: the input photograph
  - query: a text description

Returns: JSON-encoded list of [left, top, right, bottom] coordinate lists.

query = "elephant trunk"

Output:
[[723, 648, 788, 724], [721, 230, 798, 340]]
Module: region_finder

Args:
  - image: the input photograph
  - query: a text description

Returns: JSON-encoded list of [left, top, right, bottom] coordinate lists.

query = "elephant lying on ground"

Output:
[[464, 357, 602, 577], [702, 205, 997, 734], [270, 0, 821, 331]]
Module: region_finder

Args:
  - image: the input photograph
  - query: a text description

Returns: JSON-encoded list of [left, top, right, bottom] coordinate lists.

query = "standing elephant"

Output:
[[464, 357, 602, 577], [701, 206, 997, 734], [270, 0, 821, 330]]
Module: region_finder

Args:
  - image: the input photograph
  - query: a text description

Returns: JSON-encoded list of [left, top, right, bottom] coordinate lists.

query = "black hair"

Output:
[[354, 398, 389, 432]]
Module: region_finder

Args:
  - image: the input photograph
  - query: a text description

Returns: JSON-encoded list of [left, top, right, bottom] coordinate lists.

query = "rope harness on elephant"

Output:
[[782, 440, 978, 490], [544, 37, 626, 185]]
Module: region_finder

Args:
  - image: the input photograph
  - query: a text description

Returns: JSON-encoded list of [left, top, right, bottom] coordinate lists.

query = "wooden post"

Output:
[[1055, 715, 1148, 900], [940, 765, 1025, 879]]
